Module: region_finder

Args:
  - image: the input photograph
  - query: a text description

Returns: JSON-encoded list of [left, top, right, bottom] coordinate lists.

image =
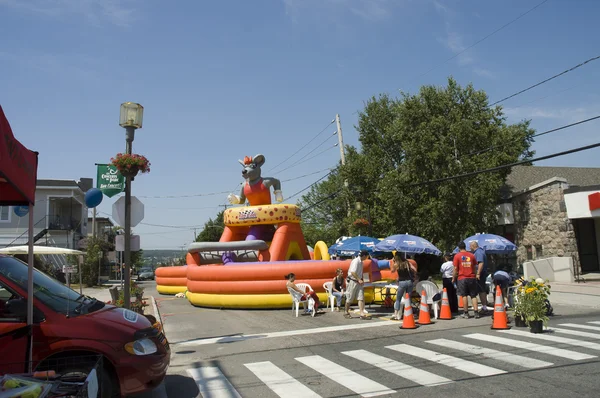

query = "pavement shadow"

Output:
[[163, 374, 199, 398]]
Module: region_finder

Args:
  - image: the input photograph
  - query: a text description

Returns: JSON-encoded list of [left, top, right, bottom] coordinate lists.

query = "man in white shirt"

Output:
[[440, 253, 459, 313], [344, 250, 371, 320]]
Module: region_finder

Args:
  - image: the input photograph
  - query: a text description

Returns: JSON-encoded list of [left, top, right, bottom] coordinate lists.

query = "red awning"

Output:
[[0, 105, 38, 205]]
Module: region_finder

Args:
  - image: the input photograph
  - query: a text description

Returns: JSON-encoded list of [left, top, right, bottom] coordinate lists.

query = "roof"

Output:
[[37, 179, 80, 188], [503, 165, 600, 198], [87, 217, 114, 225]]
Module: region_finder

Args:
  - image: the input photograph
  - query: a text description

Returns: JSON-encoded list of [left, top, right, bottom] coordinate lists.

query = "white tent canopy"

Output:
[[0, 245, 85, 255]]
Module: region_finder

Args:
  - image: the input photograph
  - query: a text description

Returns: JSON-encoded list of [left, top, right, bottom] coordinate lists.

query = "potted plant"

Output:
[[352, 218, 370, 235], [111, 153, 151, 179], [513, 277, 551, 333]]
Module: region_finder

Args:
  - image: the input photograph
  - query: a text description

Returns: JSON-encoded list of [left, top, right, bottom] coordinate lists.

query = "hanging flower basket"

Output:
[[111, 153, 151, 178], [352, 218, 370, 227]]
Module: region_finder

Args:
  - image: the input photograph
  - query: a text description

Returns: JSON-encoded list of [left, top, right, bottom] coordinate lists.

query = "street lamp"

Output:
[[119, 102, 143, 309]]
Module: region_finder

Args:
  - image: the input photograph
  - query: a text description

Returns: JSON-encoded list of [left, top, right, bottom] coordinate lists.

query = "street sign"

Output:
[[63, 265, 77, 274], [115, 235, 141, 251], [112, 196, 144, 227]]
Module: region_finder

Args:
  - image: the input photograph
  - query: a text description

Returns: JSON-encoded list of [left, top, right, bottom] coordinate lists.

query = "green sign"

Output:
[[96, 164, 124, 198]]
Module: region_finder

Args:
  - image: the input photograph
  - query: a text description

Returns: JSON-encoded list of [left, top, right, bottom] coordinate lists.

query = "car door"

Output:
[[0, 280, 29, 374]]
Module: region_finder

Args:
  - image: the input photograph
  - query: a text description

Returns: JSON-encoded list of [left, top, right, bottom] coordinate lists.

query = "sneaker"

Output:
[[461, 313, 470, 319], [475, 311, 481, 319], [481, 306, 488, 312]]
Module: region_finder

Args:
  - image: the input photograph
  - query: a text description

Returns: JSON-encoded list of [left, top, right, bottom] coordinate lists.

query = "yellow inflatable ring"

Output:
[[186, 291, 374, 309], [156, 285, 187, 295], [223, 204, 301, 226], [312, 241, 331, 260]]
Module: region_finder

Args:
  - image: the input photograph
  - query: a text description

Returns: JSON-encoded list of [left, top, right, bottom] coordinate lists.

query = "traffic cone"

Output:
[[400, 293, 418, 329], [417, 290, 434, 325], [439, 288, 453, 320], [491, 285, 511, 330]]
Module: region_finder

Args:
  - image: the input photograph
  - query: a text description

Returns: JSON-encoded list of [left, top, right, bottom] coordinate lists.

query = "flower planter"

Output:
[[514, 315, 526, 327], [529, 320, 544, 334], [119, 166, 139, 179]]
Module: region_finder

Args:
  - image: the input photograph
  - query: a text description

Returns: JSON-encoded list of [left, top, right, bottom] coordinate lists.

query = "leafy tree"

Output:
[[195, 211, 225, 242], [303, 77, 534, 252]]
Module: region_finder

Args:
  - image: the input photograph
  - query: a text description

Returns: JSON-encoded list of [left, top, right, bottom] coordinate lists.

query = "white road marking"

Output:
[[244, 361, 321, 398], [386, 344, 505, 377], [187, 366, 242, 398], [559, 323, 600, 332], [465, 333, 595, 361], [176, 320, 399, 346], [296, 355, 395, 397], [588, 321, 600, 325], [499, 329, 600, 351], [427, 338, 553, 369], [552, 327, 600, 339], [343, 349, 452, 387]]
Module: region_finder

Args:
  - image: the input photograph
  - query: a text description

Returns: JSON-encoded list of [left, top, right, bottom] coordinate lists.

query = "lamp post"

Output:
[[119, 102, 143, 309]]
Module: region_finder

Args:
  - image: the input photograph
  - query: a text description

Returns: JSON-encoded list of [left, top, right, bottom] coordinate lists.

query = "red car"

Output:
[[0, 254, 170, 397]]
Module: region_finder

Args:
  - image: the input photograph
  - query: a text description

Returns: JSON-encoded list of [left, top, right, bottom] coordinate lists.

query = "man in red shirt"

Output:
[[452, 241, 480, 318]]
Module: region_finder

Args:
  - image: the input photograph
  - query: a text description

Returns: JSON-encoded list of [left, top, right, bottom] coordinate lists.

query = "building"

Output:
[[87, 216, 115, 241], [0, 179, 90, 249], [495, 165, 600, 276]]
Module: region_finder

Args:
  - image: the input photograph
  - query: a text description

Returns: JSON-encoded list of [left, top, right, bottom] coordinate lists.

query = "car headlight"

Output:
[[125, 338, 158, 355]]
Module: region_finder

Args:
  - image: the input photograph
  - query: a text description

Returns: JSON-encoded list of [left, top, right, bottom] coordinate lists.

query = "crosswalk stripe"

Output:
[[588, 321, 600, 325], [296, 355, 395, 397], [427, 338, 553, 369], [499, 329, 600, 351], [552, 327, 600, 339], [244, 361, 321, 398], [465, 333, 595, 361], [187, 366, 242, 398], [386, 344, 506, 377], [342, 349, 452, 387], [559, 323, 600, 332]]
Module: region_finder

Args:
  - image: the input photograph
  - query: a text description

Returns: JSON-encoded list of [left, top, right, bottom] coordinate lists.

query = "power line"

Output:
[[267, 120, 335, 173], [490, 54, 600, 106], [284, 171, 334, 202], [464, 115, 600, 157], [417, 0, 549, 80], [409, 141, 600, 187], [276, 140, 338, 175]]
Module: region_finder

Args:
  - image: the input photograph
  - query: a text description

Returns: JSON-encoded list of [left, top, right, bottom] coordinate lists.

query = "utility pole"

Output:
[[336, 114, 351, 217]]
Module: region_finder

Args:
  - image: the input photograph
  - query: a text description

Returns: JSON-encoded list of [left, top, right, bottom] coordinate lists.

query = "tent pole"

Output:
[[27, 203, 34, 373]]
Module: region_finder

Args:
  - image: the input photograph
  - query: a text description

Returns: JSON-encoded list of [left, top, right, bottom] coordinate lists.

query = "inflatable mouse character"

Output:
[[228, 154, 283, 206]]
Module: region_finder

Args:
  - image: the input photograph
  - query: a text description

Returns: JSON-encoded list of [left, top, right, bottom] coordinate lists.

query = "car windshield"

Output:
[[0, 255, 96, 316], [141, 268, 153, 273]]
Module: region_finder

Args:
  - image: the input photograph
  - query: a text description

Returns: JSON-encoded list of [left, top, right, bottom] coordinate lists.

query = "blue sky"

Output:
[[1, 0, 599, 249]]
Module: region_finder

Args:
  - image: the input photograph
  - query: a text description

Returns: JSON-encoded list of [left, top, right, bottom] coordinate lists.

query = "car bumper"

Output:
[[118, 347, 170, 395]]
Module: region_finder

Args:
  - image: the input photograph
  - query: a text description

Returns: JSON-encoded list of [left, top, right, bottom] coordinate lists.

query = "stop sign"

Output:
[[112, 196, 145, 227]]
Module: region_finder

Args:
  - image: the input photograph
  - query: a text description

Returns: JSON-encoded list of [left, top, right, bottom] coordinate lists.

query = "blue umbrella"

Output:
[[328, 236, 380, 256], [374, 234, 442, 255], [453, 233, 517, 254]]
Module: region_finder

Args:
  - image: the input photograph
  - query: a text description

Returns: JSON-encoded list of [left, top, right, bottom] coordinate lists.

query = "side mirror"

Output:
[[5, 298, 45, 323]]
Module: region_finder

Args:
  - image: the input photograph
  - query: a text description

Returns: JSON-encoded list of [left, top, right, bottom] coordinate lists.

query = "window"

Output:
[[535, 245, 543, 259], [0, 281, 21, 322], [0, 206, 9, 222], [526, 245, 533, 261]]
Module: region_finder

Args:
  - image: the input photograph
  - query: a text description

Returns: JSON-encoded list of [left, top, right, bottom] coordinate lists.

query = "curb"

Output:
[[151, 296, 164, 330]]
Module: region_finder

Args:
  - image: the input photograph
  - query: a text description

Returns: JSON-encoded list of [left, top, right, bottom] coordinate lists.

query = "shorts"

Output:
[[457, 278, 478, 298], [477, 273, 488, 293], [493, 277, 509, 290], [345, 279, 364, 302]]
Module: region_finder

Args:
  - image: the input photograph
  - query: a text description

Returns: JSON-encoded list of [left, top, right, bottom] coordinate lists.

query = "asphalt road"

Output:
[[141, 282, 600, 398]]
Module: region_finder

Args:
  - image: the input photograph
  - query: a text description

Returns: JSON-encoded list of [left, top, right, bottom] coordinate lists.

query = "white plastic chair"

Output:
[[323, 282, 341, 312], [287, 282, 314, 317], [415, 280, 441, 319]]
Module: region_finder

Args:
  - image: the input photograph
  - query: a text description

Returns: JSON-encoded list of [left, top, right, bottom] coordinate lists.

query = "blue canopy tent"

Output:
[[374, 233, 442, 255], [328, 236, 381, 257], [453, 233, 517, 255]]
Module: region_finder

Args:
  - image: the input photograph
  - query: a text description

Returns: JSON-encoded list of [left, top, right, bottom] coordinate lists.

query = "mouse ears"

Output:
[[238, 154, 265, 167]]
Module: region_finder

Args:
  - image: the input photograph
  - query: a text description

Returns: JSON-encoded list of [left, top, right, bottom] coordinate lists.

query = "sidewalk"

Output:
[[547, 280, 600, 311]]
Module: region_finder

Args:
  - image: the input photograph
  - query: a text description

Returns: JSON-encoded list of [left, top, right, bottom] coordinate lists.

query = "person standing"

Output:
[[440, 253, 459, 313], [470, 241, 489, 312], [344, 250, 371, 320], [390, 253, 415, 321], [452, 242, 480, 318]]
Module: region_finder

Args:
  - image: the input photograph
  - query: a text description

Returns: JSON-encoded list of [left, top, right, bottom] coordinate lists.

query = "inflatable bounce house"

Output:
[[155, 154, 381, 308]]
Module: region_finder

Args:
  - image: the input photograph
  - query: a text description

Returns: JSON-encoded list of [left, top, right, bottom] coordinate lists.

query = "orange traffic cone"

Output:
[[417, 290, 434, 325], [400, 293, 418, 329], [439, 288, 453, 320], [491, 285, 511, 330]]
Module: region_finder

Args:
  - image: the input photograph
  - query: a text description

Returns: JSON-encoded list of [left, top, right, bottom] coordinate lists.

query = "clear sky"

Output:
[[1, 0, 599, 249]]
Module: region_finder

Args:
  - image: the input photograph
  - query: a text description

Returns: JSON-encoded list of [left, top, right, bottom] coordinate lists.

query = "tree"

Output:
[[195, 211, 225, 242], [304, 77, 534, 251], [80, 236, 113, 286]]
